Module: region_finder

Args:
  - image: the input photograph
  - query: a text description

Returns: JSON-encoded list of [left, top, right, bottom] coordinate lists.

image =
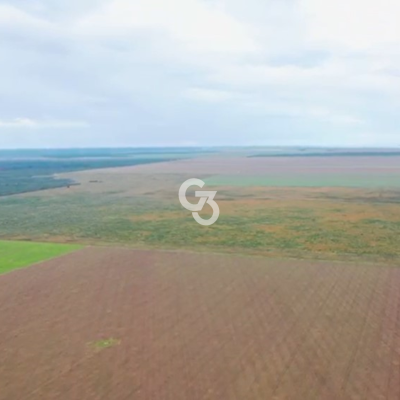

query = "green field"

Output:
[[205, 174, 400, 188], [1, 189, 400, 262], [0, 240, 82, 275]]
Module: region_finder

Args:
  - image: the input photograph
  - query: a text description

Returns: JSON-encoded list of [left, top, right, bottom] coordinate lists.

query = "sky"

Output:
[[0, 0, 400, 148]]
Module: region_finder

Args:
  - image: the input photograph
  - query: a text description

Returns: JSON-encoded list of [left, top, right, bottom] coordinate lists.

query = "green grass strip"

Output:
[[0, 240, 82, 275]]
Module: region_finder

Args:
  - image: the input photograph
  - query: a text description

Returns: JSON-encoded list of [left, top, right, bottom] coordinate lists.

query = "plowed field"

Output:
[[1, 248, 399, 399]]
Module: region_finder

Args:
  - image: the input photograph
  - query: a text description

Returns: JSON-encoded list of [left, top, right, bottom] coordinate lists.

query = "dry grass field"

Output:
[[1, 247, 400, 400]]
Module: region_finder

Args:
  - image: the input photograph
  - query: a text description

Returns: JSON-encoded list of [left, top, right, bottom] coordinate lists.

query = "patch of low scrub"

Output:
[[89, 338, 121, 352]]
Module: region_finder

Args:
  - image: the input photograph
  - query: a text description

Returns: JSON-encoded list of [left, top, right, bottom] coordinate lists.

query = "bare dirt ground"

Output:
[[1, 247, 399, 399], [56, 155, 400, 182], [23, 154, 400, 200], [90, 155, 400, 175]]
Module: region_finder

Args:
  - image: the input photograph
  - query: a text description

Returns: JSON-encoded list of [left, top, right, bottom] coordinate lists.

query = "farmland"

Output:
[[205, 173, 400, 187], [0, 151, 400, 261], [1, 247, 400, 399], [1, 148, 400, 399], [0, 240, 82, 275]]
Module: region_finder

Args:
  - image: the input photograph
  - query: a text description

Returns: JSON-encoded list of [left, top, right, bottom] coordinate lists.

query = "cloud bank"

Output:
[[0, 0, 400, 147]]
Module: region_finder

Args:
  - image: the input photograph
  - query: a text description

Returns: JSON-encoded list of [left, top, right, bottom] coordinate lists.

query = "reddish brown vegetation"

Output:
[[1, 248, 400, 399]]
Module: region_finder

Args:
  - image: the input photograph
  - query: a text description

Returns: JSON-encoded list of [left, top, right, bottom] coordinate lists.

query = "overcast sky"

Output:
[[1, 0, 400, 148]]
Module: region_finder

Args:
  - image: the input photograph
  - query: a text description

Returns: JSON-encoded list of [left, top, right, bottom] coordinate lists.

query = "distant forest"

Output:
[[0, 148, 209, 197]]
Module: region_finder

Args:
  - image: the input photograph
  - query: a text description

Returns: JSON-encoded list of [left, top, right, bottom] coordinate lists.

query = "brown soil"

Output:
[[1, 248, 399, 399], [103, 155, 400, 175]]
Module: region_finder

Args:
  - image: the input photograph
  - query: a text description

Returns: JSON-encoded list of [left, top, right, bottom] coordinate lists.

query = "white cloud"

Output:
[[207, 54, 400, 96], [0, 118, 89, 129], [246, 100, 363, 125], [302, 0, 400, 50], [183, 85, 363, 124], [298, 107, 364, 125], [0, 0, 400, 147], [183, 88, 235, 102], [0, 3, 54, 30], [76, 0, 257, 54], [0, 4, 40, 26]]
